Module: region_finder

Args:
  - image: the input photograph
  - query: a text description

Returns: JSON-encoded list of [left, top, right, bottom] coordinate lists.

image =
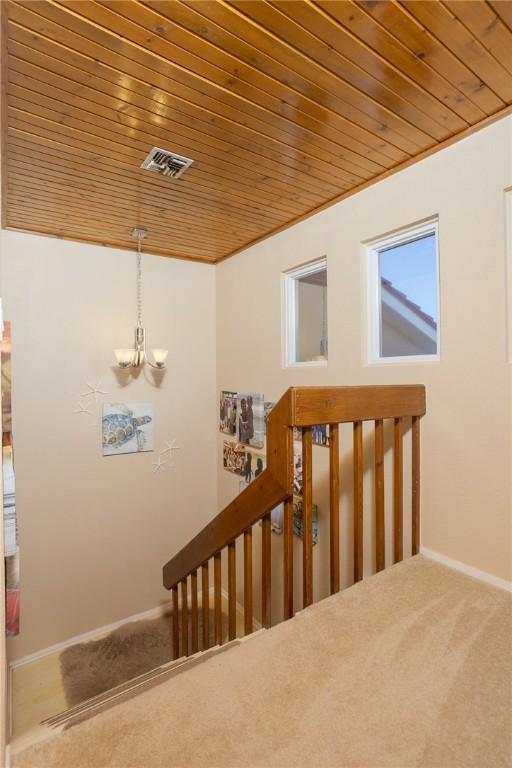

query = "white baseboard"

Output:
[[420, 547, 512, 593], [9, 603, 167, 669], [10, 587, 261, 670]]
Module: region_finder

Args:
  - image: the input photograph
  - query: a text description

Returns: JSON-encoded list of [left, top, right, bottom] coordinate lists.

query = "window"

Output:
[[367, 221, 439, 363], [283, 259, 328, 366]]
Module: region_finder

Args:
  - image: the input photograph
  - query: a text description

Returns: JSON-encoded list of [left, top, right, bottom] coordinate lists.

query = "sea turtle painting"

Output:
[[102, 403, 154, 455]]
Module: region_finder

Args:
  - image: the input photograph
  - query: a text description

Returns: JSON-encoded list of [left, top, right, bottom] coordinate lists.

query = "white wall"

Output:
[[1, 231, 217, 660], [216, 116, 512, 604]]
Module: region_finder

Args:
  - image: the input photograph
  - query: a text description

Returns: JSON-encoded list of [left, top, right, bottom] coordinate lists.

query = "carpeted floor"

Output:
[[13, 556, 512, 768], [60, 609, 229, 706]]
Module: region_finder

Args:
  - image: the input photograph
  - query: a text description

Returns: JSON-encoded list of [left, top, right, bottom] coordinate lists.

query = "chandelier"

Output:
[[114, 228, 168, 369]]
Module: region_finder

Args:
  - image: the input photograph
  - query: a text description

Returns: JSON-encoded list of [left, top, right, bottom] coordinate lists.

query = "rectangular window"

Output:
[[283, 259, 328, 367], [367, 221, 439, 363]]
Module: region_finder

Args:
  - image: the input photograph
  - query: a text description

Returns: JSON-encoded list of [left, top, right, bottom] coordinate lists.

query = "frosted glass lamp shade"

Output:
[[151, 348, 168, 367], [114, 348, 134, 368]]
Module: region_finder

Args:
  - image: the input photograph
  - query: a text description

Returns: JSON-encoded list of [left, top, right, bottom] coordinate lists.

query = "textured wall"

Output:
[[2, 232, 217, 660], [216, 116, 512, 616]]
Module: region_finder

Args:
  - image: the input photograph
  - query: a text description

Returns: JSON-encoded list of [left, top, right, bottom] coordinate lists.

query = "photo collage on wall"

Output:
[[2, 320, 20, 636], [220, 392, 322, 544]]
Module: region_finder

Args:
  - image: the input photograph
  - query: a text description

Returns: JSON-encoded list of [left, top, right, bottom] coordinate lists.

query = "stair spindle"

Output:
[[283, 497, 294, 619], [201, 563, 209, 651], [394, 417, 403, 563], [228, 541, 236, 641], [261, 514, 271, 628], [214, 552, 222, 645], [329, 423, 340, 594], [191, 569, 199, 654], [353, 421, 363, 583], [302, 427, 313, 607], [171, 585, 179, 660], [374, 419, 385, 572], [412, 416, 420, 555], [244, 529, 253, 635], [180, 578, 189, 657]]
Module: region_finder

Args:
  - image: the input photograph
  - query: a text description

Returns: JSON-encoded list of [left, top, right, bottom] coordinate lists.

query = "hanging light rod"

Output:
[[114, 228, 168, 370]]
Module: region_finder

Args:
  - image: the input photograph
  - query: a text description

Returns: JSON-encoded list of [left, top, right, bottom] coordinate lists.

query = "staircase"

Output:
[[163, 385, 426, 661]]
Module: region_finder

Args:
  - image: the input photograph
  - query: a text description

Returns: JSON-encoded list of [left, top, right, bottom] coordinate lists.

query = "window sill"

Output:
[[284, 359, 328, 369]]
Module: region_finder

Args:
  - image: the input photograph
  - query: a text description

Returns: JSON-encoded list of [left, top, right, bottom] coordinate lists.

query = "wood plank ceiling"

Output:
[[2, 0, 512, 263]]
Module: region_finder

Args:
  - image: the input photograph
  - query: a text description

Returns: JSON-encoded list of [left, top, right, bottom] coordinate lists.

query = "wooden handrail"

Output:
[[163, 469, 286, 589], [163, 384, 426, 658]]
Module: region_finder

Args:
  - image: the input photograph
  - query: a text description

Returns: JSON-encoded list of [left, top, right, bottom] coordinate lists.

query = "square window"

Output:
[[367, 222, 439, 363], [283, 259, 328, 366]]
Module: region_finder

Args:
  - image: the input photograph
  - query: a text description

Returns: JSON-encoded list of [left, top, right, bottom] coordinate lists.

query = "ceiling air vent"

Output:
[[141, 147, 193, 179]]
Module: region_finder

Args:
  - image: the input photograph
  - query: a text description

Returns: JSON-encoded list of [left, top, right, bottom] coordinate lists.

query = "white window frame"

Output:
[[366, 219, 440, 365], [282, 257, 328, 368]]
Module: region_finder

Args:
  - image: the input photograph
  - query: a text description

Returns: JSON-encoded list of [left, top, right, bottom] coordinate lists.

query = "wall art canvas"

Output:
[[293, 441, 303, 496], [224, 440, 265, 483], [2, 320, 20, 635], [264, 401, 276, 427], [219, 390, 237, 436], [103, 403, 154, 456], [293, 496, 319, 546], [237, 393, 264, 449], [293, 425, 330, 447]]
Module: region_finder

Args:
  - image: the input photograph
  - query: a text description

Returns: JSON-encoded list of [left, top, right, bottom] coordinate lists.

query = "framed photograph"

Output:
[[292, 496, 319, 546], [237, 393, 265, 449], [103, 403, 154, 456], [264, 401, 276, 426], [219, 391, 237, 436], [293, 424, 330, 447], [224, 441, 265, 484]]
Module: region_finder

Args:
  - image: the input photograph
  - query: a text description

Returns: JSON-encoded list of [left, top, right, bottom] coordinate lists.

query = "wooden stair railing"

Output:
[[163, 385, 426, 660]]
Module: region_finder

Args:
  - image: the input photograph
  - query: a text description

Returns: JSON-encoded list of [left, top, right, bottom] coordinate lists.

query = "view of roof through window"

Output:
[[379, 234, 438, 325]]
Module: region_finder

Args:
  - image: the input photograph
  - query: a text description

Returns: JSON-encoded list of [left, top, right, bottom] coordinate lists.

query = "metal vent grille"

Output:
[[141, 147, 193, 179]]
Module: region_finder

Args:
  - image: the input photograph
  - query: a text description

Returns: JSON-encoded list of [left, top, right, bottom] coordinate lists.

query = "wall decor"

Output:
[[293, 425, 330, 447], [161, 439, 180, 467], [2, 320, 20, 635], [293, 441, 303, 496], [237, 392, 264, 449], [219, 391, 237, 436], [81, 380, 109, 403], [151, 455, 167, 473], [293, 496, 319, 546], [103, 402, 154, 456], [264, 401, 275, 427], [73, 401, 93, 417], [223, 440, 265, 482]]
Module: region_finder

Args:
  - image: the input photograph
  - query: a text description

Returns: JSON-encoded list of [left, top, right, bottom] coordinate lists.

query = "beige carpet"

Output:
[[13, 556, 512, 768], [60, 609, 228, 706]]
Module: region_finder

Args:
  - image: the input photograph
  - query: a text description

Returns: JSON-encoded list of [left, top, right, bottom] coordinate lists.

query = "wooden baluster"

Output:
[[283, 497, 294, 619], [180, 578, 189, 657], [244, 528, 253, 635], [302, 427, 313, 607], [393, 417, 403, 563], [201, 563, 209, 651], [353, 420, 363, 583], [261, 514, 271, 628], [171, 585, 179, 660], [228, 541, 236, 641], [374, 419, 385, 572], [191, 569, 199, 654], [214, 552, 222, 646], [329, 423, 340, 594], [411, 416, 421, 556]]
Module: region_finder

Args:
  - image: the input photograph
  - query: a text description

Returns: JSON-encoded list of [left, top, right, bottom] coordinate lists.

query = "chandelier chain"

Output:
[[136, 235, 143, 327]]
